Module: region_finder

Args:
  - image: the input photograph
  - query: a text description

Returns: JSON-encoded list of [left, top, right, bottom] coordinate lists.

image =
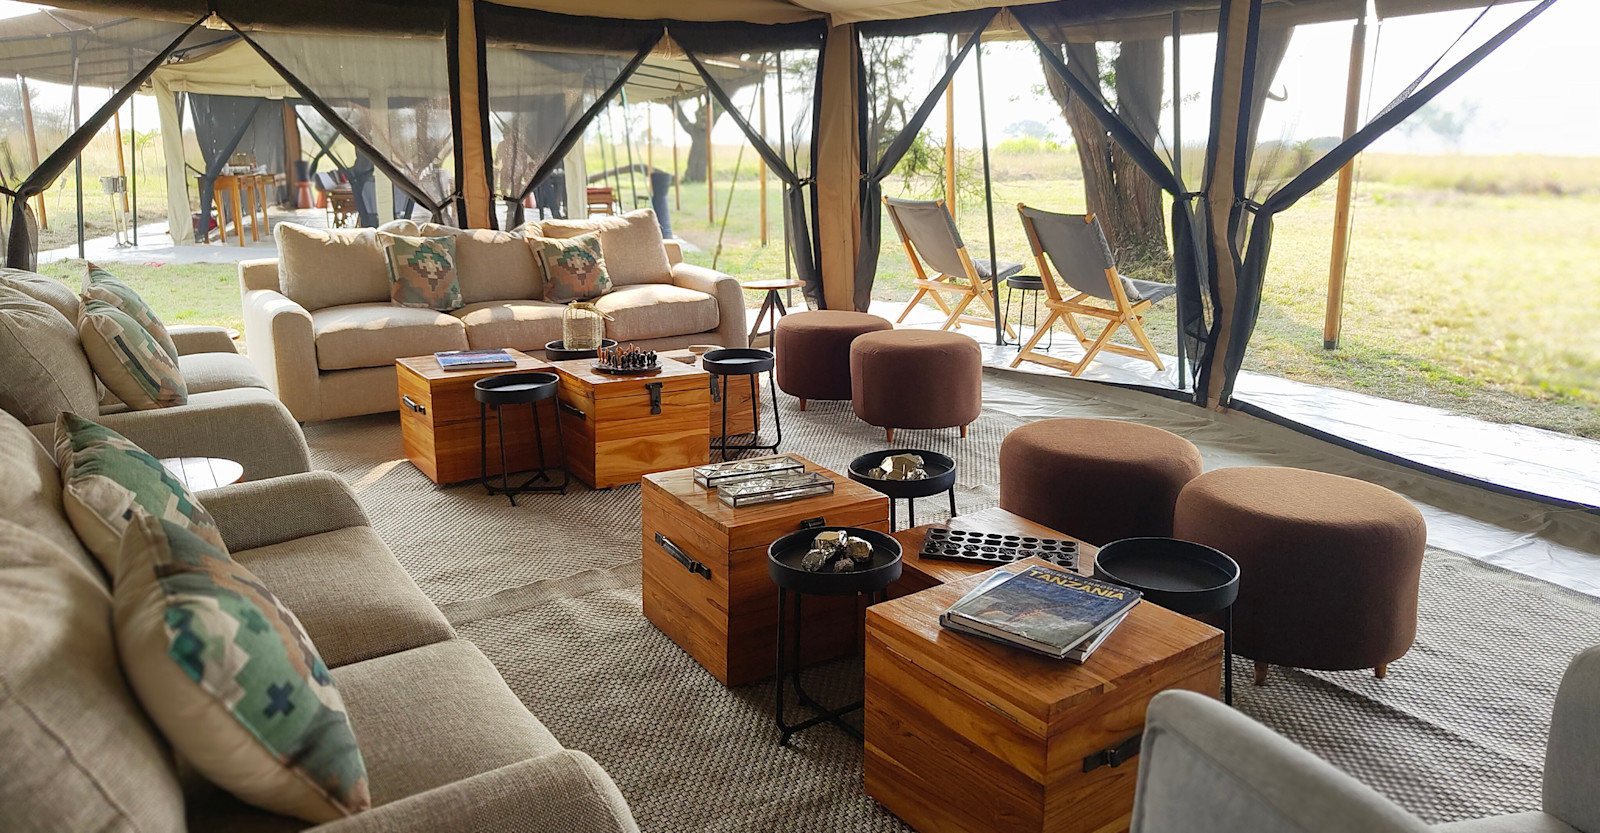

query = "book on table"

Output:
[[940, 564, 1141, 662], [435, 349, 516, 370]]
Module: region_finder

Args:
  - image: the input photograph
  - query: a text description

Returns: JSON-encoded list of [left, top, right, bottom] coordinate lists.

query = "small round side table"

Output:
[[158, 457, 243, 492], [1003, 274, 1052, 350], [473, 372, 568, 505], [743, 279, 804, 346], [702, 348, 782, 461]]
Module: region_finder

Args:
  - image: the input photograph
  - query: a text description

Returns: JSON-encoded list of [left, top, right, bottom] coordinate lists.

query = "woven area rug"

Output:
[[303, 393, 1600, 829]]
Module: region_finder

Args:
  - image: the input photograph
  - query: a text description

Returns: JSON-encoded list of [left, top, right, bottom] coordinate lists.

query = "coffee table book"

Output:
[[641, 455, 889, 686], [865, 556, 1223, 833], [547, 356, 711, 489], [396, 349, 562, 484]]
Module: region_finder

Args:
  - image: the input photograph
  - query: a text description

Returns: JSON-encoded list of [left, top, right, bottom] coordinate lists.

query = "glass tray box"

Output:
[[717, 471, 835, 508], [693, 454, 806, 489]]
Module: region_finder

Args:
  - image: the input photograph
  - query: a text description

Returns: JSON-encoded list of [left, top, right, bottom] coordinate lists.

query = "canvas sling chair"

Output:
[[1012, 204, 1177, 376], [884, 196, 1020, 337]]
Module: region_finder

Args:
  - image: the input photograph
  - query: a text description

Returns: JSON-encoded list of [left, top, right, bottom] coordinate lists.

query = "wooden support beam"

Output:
[[672, 101, 681, 211], [113, 108, 129, 214], [706, 93, 715, 224], [456, 0, 491, 227], [283, 100, 302, 206], [17, 75, 46, 229], [759, 77, 768, 247], [1324, 15, 1368, 350]]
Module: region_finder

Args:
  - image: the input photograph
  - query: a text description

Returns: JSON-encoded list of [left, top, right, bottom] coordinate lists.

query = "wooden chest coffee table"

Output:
[[641, 455, 889, 686], [547, 357, 711, 489], [396, 350, 561, 484], [866, 514, 1223, 833]]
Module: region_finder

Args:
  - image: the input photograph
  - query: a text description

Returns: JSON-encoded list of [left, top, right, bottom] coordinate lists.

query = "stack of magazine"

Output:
[[940, 564, 1142, 662]]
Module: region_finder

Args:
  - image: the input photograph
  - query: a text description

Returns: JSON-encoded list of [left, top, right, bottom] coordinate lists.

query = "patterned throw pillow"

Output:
[[81, 263, 180, 363], [77, 298, 187, 410], [539, 232, 612, 303], [113, 514, 370, 822], [378, 232, 462, 312], [55, 412, 223, 573]]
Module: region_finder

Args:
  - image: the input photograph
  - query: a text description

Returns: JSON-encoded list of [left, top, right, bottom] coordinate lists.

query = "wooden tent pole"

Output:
[[759, 75, 768, 247], [944, 56, 956, 215], [129, 90, 137, 244], [72, 36, 84, 259], [17, 75, 46, 229], [705, 93, 714, 223], [114, 108, 129, 214], [1324, 13, 1368, 350], [457, 0, 492, 227], [672, 100, 681, 210], [646, 105, 654, 169]]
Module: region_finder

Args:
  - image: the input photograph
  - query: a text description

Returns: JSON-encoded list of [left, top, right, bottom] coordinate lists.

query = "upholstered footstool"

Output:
[[849, 330, 981, 442], [774, 310, 893, 409], [998, 418, 1202, 546], [1173, 466, 1426, 683]]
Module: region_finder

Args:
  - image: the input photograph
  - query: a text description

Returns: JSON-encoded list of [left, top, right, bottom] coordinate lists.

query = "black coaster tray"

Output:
[[919, 527, 1078, 571]]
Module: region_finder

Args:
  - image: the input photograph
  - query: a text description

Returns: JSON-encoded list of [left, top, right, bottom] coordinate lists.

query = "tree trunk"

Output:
[[674, 100, 709, 183]]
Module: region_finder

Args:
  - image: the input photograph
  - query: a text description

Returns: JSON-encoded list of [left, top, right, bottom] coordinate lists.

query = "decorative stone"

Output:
[[800, 548, 832, 572], [878, 453, 928, 481], [832, 558, 857, 573], [799, 530, 875, 574]]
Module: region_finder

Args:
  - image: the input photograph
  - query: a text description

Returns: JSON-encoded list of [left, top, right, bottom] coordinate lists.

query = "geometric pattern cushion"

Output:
[[81, 262, 180, 363], [539, 232, 612, 303], [77, 298, 187, 410], [54, 411, 224, 573], [378, 233, 462, 312], [112, 513, 370, 823]]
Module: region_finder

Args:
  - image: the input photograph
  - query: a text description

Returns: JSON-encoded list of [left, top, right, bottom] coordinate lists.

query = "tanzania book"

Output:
[[940, 564, 1141, 660], [435, 349, 516, 370]]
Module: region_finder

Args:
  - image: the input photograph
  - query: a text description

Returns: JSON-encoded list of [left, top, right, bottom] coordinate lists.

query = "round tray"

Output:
[[544, 339, 617, 362], [590, 362, 661, 376], [702, 347, 775, 376], [473, 371, 560, 405], [847, 449, 956, 499], [768, 526, 902, 596], [1093, 537, 1240, 615]]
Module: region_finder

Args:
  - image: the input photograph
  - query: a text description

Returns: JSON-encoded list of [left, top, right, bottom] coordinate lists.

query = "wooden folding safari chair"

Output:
[[883, 196, 1019, 338], [1011, 204, 1176, 376]]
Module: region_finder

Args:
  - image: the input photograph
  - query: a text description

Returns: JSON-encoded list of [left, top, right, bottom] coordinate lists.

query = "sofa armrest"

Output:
[[309, 752, 640, 833], [662, 239, 683, 266], [1545, 645, 1600, 832], [168, 324, 238, 356], [242, 287, 321, 422], [671, 262, 749, 349], [199, 471, 370, 552], [89, 388, 311, 482], [239, 257, 282, 293]]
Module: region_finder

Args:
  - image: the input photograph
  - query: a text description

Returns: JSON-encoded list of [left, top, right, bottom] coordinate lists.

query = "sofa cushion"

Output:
[[0, 410, 98, 576], [593, 283, 719, 341], [55, 411, 225, 573], [379, 232, 464, 312], [0, 519, 187, 833], [451, 300, 566, 351], [421, 224, 544, 304], [539, 232, 612, 303], [179, 351, 270, 394], [331, 639, 562, 806], [78, 298, 188, 410], [276, 223, 390, 312], [232, 526, 455, 668], [1, 266, 80, 320], [539, 209, 672, 286], [82, 262, 180, 363], [0, 284, 99, 425], [113, 515, 371, 823], [311, 304, 468, 371]]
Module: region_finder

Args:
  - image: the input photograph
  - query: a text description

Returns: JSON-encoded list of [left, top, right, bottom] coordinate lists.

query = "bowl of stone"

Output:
[[847, 449, 956, 501], [768, 526, 903, 596]]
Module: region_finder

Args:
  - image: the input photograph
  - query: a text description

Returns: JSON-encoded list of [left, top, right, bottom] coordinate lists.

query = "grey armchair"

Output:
[[1132, 646, 1600, 833]]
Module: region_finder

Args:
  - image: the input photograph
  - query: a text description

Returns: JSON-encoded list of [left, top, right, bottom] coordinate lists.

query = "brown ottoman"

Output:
[[998, 418, 1202, 546], [849, 329, 982, 442], [1173, 466, 1426, 683], [774, 310, 893, 408]]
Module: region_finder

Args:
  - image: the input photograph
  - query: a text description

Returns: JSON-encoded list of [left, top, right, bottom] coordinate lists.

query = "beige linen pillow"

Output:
[[0, 266, 81, 320], [540, 209, 671, 286], [274, 222, 390, 311], [0, 285, 98, 425], [419, 223, 544, 302]]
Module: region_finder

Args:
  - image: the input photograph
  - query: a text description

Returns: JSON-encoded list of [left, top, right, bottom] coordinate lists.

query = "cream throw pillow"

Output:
[[274, 222, 390, 311], [0, 284, 98, 425]]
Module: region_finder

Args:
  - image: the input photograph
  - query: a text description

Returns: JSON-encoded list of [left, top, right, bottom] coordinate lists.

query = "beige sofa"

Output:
[[0, 408, 639, 833], [242, 213, 749, 422]]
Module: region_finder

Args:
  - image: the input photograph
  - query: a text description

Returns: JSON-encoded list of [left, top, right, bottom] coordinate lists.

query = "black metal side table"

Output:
[[846, 449, 957, 532], [473, 372, 568, 505], [702, 348, 781, 461], [1003, 274, 1053, 350], [1093, 537, 1241, 704], [767, 526, 903, 746]]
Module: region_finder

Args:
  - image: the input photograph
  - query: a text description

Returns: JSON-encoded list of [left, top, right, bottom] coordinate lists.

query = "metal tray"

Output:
[[768, 526, 902, 596], [701, 347, 775, 376], [919, 527, 1078, 571], [847, 449, 956, 499], [1093, 537, 1239, 615]]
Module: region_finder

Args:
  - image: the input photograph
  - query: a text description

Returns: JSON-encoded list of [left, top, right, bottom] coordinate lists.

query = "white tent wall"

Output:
[[151, 75, 192, 243]]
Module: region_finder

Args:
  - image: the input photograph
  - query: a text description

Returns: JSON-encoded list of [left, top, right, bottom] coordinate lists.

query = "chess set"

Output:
[[919, 527, 1079, 571]]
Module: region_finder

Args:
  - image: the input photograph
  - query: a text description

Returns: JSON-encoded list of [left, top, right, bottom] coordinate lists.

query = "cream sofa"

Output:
[[0, 408, 639, 833], [242, 212, 749, 422]]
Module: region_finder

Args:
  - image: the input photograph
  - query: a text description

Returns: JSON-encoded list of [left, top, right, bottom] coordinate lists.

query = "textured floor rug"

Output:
[[303, 391, 1600, 830]]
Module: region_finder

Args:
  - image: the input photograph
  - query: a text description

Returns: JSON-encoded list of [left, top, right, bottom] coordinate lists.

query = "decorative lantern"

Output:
[[562, 301, 607, 350]]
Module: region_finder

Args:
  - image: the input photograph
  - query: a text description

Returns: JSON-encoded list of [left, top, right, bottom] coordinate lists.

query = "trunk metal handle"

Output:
[[655, 533, 710, 580], [401, 395, 425, 414]]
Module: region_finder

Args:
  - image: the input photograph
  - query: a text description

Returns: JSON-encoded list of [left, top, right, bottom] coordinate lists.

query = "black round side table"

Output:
[[473, 372, 568, 505], [702, 348, 781, 461], [1003, 274, 1054, 350], [767, 526, 902, 746], [1094, 537, 1241, 704], [846, 449, 957, 532]]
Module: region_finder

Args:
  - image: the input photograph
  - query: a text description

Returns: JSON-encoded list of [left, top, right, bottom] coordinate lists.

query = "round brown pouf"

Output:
[[774, 310, 893, 408], [850, 329, 982, 442], [1173, 467, 1426, 683], [998, 418, 1202, 546]]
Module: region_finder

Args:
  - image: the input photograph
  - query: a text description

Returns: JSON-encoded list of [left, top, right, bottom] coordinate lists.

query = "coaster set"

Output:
[[919, 527, 1079, 571]]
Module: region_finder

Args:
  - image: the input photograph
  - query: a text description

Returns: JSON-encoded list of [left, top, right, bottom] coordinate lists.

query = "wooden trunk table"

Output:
[[866, 513, 1224, 833], [662, 348, 758, 437], [549, 357, 711, 489], [642, 455, 889, 686], [396, 350, 562, 484]]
